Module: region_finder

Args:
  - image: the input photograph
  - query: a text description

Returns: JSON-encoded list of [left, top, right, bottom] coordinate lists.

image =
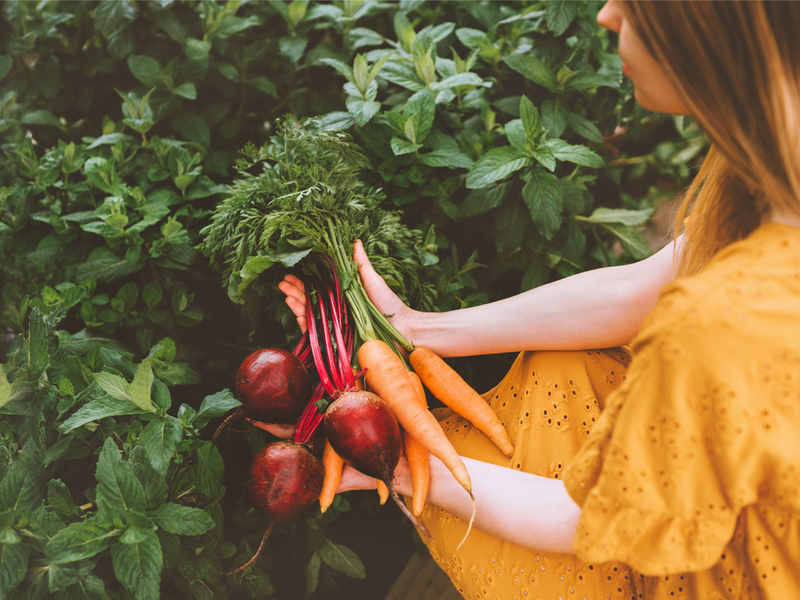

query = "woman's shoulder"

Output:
[[633, 222, 800, 353]]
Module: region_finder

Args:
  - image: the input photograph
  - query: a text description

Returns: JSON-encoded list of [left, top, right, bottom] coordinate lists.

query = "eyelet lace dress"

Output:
[[414, 223, 800, 600]]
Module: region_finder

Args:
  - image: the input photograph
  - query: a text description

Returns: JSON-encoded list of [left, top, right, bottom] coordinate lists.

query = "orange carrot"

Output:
[[356, 339, 472, 494], [376, 480, 389, 505], [410, 346, 514, 458], [319, 439, 344, 513], [406, 371, 430, 517]]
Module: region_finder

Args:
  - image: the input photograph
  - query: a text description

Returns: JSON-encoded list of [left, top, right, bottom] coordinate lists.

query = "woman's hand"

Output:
[[277, 240, 417, 343]]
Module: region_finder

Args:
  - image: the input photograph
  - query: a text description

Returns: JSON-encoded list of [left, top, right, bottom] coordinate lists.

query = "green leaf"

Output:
[[520, 95, 544, 144], [27, 307, 50, 379], [172, 112, 209, 148], [596, 223, 651, 259], [503, 55, 559, 94], [417, 149, 474, 169], [59, 395, 149, 433], [0, 469, 39, 515], [541, 99, 569, 139], [139, 417, 182, 475], [318, 58, 354, 84], [465, 146, 530, 189], [345, 97, 381, 126], [45, 520, 116, 564], [305, 551, 321, 599], [47, 479, 77, 518], [171, 82, 197, 100], [249, 76, 278, 97], [129, 358, 157, 414], [192, 441, 224, 497], [378, 60, 426, 91], [96, 438, 146, 516], [127, 55, 164, 88], [545, 0, 579, 36], [505, 120, 527, 152], [191, 389, 240, 430], [111, 529, 162, 600], [318, 539, 365, 578], [531, 144, 557, 172], [583, 207, 655, 226], [567, 111, 604, 143], [47, 559, 95, 593], [0, 542, 28, 597], [148, 504, 215, 535], [459, 183, 511, 218], [0, 368, 11, 410], [404, 88, 435, 143], [93, 372, 133, 403], [429, 72, 484, 91], [523, 169, 563, 239], [0, 56, 13, 81], [544, 139, 604, 168], [390, 137, 421, 156]]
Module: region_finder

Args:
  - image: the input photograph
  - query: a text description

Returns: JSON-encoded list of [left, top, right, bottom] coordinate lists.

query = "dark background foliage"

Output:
[[0, 1, 706, 599]]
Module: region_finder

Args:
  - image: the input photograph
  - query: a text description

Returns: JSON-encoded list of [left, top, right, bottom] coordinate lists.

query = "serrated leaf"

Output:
[[148, 504, 215, 535], [523, 169, 563, 239], [567, 111, 604, 143], [47, 479, 77, 518], [59, 395, 149, 433], [129, 358, 157, 413], [390, 137, 421, 156], [318, 540, 365, 578], [139, 417, 182, 475], [45, 520, 117, 564], [465, 146, 531, 189], [96, 438, 146, 516], [459, 183, 511, 218], [47, 558, 95, 592], [545, 0, 579, 36], [584, 207, 655, 226], [0, 542, 28, 596], [520, 95, 544, 144], [191, 389, 240, 430], [93, 372, 133, 403], [505, 120, 527, 152], [404, 88, 435, 143], [545, 139, 604, 168], [0, 469, 39, 515], [111, 529, 162, 600], [503, 55, 559, 94], [378, 61, 425, 91], [430, 72, 484, 91], [0, 369, 11, 410], [345, 97, 381, 126], [417, 149, 474, 169], [192, 441, 224, 497], [127, 55, 164, 88], [597, 222, 651, 259]]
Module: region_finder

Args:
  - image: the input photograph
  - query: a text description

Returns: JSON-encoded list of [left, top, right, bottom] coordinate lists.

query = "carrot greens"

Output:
[[199, 118, 436, 355]]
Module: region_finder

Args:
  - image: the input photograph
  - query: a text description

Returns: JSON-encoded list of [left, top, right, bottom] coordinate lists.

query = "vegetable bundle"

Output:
[[201, 119, 515, 570]]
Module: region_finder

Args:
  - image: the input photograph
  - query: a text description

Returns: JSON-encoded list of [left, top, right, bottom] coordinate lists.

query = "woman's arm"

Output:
[[339, 452, 580, 553], [344, 237, 682, 358]]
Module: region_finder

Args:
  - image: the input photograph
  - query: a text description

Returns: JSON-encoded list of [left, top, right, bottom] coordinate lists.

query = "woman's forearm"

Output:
[[392, 455, 580, 554], [411, 237, 681, 357]]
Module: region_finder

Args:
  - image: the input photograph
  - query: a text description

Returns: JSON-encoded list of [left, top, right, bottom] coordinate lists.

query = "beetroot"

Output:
[[236, 348, 311, 423], [227, 440, 324, 575], [324, 390, 430, 536], [212, 348, 312, 443]]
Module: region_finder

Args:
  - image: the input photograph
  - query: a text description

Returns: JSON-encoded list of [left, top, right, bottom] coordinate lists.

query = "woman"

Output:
[[278, 1, 800, 597]]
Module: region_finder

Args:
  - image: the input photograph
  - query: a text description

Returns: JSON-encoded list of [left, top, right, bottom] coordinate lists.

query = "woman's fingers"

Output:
[[246, 419, 295, 439], [278, 275, 308, 334]]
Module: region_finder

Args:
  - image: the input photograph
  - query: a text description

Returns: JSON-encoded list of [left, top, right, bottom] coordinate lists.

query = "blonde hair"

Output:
[[621, 1, 800, 275]]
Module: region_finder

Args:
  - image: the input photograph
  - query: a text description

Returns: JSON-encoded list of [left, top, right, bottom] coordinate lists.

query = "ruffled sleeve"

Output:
[[562, 273, 800, 575]]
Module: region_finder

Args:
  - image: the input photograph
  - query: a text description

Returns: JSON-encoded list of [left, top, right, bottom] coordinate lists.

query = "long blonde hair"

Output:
[[621, 1, 800, 276]]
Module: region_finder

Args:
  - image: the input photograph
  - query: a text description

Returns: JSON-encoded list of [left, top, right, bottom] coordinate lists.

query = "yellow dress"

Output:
[[417, 222, 800, 599]]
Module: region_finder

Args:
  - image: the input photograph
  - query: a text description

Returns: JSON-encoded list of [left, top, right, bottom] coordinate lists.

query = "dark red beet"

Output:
[[236, 348, 311, 423], [323, 391, 430, 536], [227, 440, 324, 575], [212, 348, 312, 444], [323, 390, 401, 481]]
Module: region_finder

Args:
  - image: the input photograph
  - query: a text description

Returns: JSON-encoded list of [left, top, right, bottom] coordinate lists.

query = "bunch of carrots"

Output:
[[287, 246, 514, 529]]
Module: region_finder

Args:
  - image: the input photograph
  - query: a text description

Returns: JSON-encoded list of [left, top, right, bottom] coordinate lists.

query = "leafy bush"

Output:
[[0, 1, 703, 599]]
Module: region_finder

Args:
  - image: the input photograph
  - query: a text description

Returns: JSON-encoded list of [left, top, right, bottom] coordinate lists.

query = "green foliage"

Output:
[[0, 1, 707, 598]]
